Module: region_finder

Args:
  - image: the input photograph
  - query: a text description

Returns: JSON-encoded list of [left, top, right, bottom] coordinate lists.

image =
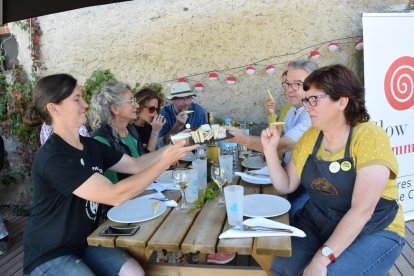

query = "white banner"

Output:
[[363, 13, 414, 221]]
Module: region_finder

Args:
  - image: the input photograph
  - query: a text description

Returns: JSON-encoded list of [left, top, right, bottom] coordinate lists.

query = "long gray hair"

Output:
[[88, 81, 132, 138]]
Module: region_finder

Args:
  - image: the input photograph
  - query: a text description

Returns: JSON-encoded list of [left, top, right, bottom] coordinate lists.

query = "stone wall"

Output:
[[2, 0, 409, 205], [8, 0, 408, 123]]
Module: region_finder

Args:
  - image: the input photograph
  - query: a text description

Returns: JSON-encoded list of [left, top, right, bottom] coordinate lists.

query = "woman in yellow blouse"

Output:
[[261, 64, 404, 275]]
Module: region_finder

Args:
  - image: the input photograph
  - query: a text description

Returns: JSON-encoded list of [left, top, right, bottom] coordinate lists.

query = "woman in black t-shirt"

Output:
[[134, 88, 166, 152], [23, 74, 197, 275]]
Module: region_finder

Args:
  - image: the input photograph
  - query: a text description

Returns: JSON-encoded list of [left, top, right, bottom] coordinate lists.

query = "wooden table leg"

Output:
[[198, 253, 208, 264], [251, 239, 273, 276]]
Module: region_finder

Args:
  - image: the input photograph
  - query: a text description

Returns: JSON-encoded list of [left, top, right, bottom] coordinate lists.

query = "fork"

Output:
[[245, 171, 269, 177], [236, 225, 293, 233]]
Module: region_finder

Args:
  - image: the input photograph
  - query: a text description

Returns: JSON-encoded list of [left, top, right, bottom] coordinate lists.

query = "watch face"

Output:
[[322, 246, 333, 256]]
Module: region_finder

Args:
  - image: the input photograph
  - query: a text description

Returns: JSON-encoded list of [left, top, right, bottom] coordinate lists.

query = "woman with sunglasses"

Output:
[[134, 88, 166, 152], [261, 64, 404, 275], [23, 74, 197, 275]]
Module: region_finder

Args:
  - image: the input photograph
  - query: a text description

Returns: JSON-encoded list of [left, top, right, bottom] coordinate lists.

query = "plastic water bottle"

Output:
[[222, 118, 239, 169]]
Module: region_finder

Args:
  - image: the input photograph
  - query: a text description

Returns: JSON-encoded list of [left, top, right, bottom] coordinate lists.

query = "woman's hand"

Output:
[[265, 98, 276, 116], [303, 255, 329, 276], [162, 141, 199, 166], [151, 114, 166, 132], [260, 124, 281, 154]]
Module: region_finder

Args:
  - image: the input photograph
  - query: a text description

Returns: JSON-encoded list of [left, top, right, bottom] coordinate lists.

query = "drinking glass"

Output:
[[211, 164, 227, 206], [239, 145, 252, 161], [219, 154, 233, 185], [173, 168, 190, 212], [195, 144, 207, 159], [207, 143, 220, 164]]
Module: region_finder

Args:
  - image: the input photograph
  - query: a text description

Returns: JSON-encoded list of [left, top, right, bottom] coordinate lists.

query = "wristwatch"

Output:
[[320, 245, 336, 263]]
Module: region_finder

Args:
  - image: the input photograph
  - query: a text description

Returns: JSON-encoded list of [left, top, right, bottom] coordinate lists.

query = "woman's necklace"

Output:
[[118, 128, 128, 137], [323, 128, 350, 147]]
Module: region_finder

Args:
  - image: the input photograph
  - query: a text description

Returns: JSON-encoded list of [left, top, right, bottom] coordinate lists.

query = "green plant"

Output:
[[83, 69, 116, 105], [188, 178, 219, 214], [0, 65, 39, 172]]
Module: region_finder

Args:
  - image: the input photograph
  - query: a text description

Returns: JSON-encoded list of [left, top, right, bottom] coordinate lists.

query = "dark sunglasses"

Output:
[[144, 106, 160, 113]]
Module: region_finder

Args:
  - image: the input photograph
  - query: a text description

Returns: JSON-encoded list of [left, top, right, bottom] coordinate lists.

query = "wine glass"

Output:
[[211, 164, 227, 206], [239, 145, 252, 161], [173, 168, 190, 212]]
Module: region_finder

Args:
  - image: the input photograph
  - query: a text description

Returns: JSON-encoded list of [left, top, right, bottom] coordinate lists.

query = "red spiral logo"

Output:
[[384, 56, 414, 110]]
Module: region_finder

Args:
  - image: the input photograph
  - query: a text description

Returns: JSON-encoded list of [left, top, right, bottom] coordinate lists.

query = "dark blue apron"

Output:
[[293, 128, 398, 242]]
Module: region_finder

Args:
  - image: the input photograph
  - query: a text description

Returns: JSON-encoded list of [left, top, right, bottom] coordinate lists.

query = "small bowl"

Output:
[[170, 133, 192, 146]]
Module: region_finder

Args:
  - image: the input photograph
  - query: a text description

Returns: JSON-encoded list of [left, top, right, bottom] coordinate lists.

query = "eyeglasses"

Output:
[[302, 94, 330, 107], [281, 81, 303, 91], [144, 106, 160, 113], [120, 98, 137, 105], [173, 96, 193, 101]]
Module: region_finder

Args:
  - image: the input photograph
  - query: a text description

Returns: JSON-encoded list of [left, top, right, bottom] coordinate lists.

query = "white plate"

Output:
[[243, 194, 291, 218], [156, 170, 174, 183], [108, 197, 167, 223], [240, 174, 272, 185], [241, 156, 266, 169], [180, 151, 196, 162]]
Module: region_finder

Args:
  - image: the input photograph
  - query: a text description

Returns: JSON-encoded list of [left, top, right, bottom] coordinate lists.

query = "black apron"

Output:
[[294, 128, 398, 242]]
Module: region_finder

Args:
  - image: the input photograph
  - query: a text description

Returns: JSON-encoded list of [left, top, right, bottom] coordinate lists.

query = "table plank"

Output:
[[181, 198, 227, 253], [255, 185, 292, 256], [147, 201, 200, 251]]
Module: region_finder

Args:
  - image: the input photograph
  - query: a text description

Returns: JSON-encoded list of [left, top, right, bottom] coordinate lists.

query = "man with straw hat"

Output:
[[160, 82, 207, 144]]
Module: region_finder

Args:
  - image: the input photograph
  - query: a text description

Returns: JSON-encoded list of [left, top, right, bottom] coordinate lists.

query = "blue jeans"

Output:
[[29, 246, 130, 276], [271, 230, 405, 276], [0, 217, 8, 239]]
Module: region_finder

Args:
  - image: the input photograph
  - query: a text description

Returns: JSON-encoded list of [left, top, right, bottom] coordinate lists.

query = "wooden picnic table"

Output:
[[87, 170, 291, 275]]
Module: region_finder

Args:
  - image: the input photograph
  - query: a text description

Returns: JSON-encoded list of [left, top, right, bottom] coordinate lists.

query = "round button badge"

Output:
[[341, 161, 352, 172], [329, 162, 340, 173]]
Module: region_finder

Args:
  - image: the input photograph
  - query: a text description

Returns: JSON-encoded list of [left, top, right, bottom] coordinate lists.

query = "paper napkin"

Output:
[[139, 192, 178, 208], [146, 182, 179, 192], [219, 217, 306, 239]]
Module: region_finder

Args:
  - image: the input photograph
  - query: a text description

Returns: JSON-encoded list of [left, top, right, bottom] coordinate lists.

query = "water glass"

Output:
[[211, 164, 227, 207], [195, 144, 207, 159], [192, 159, 207, 190], [173, 168, 190, 212], [224, 185, 244, 226], [219, 154, 233, 185], [185, 169, 198, 204]]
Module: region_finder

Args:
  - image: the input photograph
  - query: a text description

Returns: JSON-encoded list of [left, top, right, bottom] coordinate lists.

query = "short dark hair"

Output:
[[303, 64, 370, 127], [24, 74, 77, 126]]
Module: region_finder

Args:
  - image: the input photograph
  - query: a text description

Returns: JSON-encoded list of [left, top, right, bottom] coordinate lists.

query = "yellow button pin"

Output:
[[341, 161, 352, 172]]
